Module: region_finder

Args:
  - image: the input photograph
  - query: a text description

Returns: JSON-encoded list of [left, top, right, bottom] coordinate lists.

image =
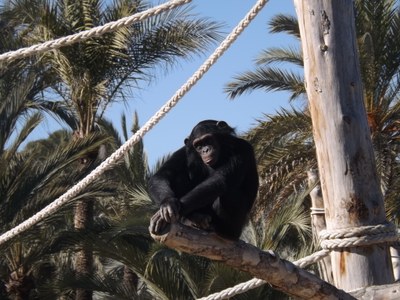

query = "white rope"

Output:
[[293, 249, 330, 268], [197, 249, 330, 300], [0, 0, 192, 64], [0, 0, 268, 245], [198, 278, 265, 300], [310, 207, 325, 215], [320, 222, 398, 250]]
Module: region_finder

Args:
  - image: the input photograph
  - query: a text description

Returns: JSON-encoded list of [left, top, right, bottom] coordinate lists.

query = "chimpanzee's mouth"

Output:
[[204, 157, 216, 166]]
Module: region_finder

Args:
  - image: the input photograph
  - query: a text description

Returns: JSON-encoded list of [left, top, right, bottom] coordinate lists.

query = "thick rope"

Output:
[[198, 278, 265, 300], [0, 0, 191, 64], [197, 249, 330, 300], [320, 222, 398, 250], [0, 0, 268, 245]]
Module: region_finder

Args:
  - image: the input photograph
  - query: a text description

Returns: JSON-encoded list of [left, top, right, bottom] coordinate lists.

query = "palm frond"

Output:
[[268, 13, 300, 39], [243, 109, 316, 223], [256, 46, 303, 67], [124, 5, 223, 77], [145, 248, 197, 300], [1, 132, 112, 228], [5, 113, 43, 159], [224, 67, 305, 101], [35, 100, 79, 130], [261, 185, 312, 254]]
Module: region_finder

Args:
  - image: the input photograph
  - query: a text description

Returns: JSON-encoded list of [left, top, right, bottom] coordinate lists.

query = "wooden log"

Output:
[[151, 223, 355, 300], [350, 282, 400, 300], [293, 0, 394, 290]]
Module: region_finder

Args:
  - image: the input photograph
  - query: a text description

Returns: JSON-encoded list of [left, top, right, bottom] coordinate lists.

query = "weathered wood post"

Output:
[[293, 0, 394, 291]]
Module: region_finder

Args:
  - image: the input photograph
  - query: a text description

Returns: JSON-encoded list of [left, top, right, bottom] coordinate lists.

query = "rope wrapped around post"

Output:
[[319, 222, 398, 250]]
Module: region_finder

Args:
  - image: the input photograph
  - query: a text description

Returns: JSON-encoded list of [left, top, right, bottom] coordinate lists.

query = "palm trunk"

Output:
[[74, 199, 94, 300], [72, 128, 95, 300]]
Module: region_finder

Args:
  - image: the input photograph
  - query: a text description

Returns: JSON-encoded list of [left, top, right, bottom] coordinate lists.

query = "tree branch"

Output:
[[150, 223, 355, 300]]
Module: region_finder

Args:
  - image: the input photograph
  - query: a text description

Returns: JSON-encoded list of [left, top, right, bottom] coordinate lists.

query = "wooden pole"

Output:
[[293, 0, 394, 290]]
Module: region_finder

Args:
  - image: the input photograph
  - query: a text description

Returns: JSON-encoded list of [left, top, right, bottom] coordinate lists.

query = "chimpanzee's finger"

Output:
[[161, 207, 170, 222], [155, 218, 166, 233]]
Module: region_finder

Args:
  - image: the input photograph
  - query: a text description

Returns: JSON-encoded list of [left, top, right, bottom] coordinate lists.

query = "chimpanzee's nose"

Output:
[[203, 146, 210, 153]]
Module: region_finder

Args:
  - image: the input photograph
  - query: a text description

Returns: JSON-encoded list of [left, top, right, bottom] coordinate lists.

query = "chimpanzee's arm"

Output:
[[179, 153, 247, 215], [148, 147, 187, 222], [148, 147, 187, 203]]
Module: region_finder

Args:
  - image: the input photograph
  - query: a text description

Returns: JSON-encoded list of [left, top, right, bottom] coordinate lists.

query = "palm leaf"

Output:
[[225, 67, 305, 101], [268, 13, 300, 39], [256, 46, 303, 67]]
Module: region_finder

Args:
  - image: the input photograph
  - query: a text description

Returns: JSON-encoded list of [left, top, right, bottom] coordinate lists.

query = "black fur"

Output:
[[148, 120, 259, 240]]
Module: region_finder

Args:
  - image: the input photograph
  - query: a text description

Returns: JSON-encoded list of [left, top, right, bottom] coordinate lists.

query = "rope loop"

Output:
[[319, 222, 398, 250]]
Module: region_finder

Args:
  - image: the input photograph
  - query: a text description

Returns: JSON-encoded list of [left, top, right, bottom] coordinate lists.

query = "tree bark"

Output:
[[293, 0, 394, 291], [151, 223, 355, 300], [72, 130, 99, 300], [74, 199, 94, 300], [308, 169, 333, 283]]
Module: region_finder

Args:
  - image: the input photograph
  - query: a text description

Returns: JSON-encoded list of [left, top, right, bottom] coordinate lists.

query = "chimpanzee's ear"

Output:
[[216, 121, 228, 128], [184, 137, 189, 146]]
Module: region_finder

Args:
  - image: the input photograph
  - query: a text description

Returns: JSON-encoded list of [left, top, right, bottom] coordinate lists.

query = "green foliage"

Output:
[[0, 0, 224, 298]]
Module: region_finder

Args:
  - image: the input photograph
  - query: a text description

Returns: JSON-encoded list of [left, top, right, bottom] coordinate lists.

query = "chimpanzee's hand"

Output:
[[149, 210, 169, 235], [160, 198, 181, 223]]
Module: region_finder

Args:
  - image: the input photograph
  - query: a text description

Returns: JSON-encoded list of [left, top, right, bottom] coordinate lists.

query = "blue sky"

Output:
[[35, 0, 298, 167]]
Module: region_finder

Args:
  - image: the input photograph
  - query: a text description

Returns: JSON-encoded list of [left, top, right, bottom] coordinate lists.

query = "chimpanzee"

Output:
[[148, 120, 259, 240]]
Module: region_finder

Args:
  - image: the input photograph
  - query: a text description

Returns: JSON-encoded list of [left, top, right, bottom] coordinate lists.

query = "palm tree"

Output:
[[0, 67, 114, 299], [0, 66, 44, 300], [2, 1, 222, 298], [225, 1, 400, 224], [0, 130, 114, 300]]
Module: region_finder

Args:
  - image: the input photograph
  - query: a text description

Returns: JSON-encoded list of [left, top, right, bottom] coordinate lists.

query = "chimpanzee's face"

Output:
[[192, 133, 220, 166]]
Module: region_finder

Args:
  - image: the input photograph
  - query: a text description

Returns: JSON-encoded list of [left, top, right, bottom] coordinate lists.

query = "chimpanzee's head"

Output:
[[185, 120, 235, 167]]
